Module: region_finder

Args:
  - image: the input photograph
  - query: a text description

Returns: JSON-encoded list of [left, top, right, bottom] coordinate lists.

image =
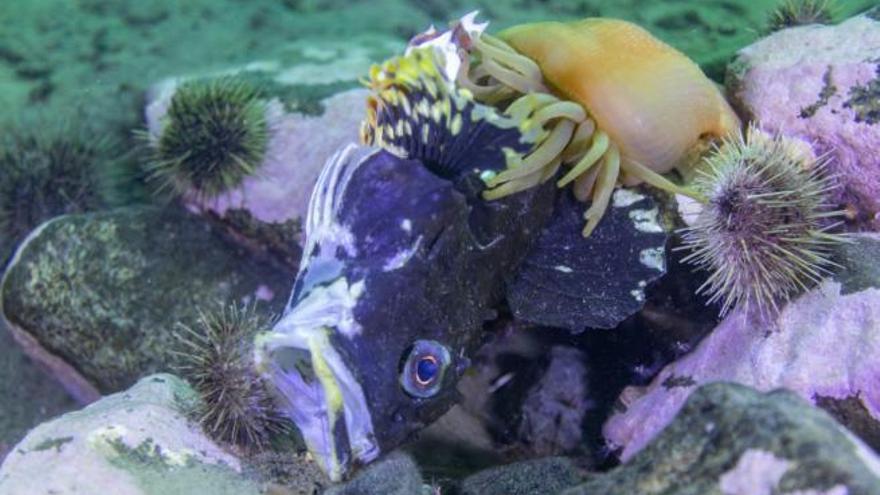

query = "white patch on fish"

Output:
[[639, 247, 666, 273], [613, 188, 646, 208], [303, 144, 380, 265], [629, 208, 664, 233], [383, 237, 423, 272], [554, 265, 574, 273], [280, 277, 366, 339]]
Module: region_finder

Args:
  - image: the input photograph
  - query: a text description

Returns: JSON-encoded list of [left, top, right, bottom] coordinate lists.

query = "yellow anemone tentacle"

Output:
[[619, 157, 708, 203], [483, 157, 563, 200], [532, 101, 587, 126], [582, 144, 620, 237], [485, 119, 575, 187], [473, 33, 546, 83], [561, 119, 597, 162], [481, 58, 546, 94], [505, 93, 561, 120], [573, 166, 601, 201], [557, 131, 610, 187]]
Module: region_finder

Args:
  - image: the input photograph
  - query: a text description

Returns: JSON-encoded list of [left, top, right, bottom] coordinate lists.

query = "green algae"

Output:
[[844, 60, 880, 124], [31, 436, 73, 453], [799, 65, 838, 118]]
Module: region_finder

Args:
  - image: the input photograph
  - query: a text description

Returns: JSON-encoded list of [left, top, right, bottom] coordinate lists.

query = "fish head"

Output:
[[254, 144, 551, 480]]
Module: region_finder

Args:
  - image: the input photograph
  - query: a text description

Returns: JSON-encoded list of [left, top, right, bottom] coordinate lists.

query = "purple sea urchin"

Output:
[[173, 304, 284, 451], [679, 126, 846, 317], [144, 77, 269, 200]]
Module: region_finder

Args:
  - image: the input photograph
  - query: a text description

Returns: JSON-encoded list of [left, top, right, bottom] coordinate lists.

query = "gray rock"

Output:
[[568, 383, 880, 495], [460, 457, 583, 495], [517, 346, 592, 457], [323, 451, 423, 495], [0, 374, 262, 495], [0, 319, 76, 461], [0, 206, 294, 399], [835, 233, 880, 295]]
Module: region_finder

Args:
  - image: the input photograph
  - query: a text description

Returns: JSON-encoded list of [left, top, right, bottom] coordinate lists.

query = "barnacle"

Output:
[[375, 14, 742, 237]]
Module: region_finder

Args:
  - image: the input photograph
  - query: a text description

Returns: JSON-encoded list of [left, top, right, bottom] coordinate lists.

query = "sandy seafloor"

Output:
[[0, 0, 876, 473]]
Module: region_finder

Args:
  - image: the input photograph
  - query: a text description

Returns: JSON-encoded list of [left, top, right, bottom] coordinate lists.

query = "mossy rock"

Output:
[[0, 374, 266, 495], [323, 451, 423, 495], [460, 457, 584, 495], [0, 206, 294, 396], [566, 383, 880, 495]]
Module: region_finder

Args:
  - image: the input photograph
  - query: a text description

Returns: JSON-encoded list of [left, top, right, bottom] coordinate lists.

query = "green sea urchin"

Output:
[[145, 77, 269, 199], [173, 304, 284, 451], [679, 126, 846, 317], [0, 120, 123, 266], [766, 0, 835, 33]]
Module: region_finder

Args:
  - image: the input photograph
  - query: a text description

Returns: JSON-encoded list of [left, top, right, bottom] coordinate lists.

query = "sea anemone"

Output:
[[0, 119, 122, 265], [678, 125, 846, 317], [767, 0, 835, 33], [173, 304, 284, 451], [144, 76, 269, 200], [402, 13, 740, 236]]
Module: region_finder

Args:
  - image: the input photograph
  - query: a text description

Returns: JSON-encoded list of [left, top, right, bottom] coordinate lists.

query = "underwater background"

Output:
[[2, 1, 880, 494]]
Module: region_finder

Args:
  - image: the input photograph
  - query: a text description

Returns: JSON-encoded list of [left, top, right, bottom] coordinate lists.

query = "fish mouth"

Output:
[[254, 316, 379, 481]]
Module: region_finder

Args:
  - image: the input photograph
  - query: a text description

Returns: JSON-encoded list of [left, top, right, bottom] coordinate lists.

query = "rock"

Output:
[[0, 374, 262, 495], [0, 319, 77, 461], [144, 38, 399, 269], [604, 273, 880, 460], [834, 233, 880, 295], [0, 206, 294, 399], [567, 383, 880, 495], [516, 346, 592, 457], [460, 457, 583, 495], [323, 451, 423, 495], [726, 12, 880, 229]]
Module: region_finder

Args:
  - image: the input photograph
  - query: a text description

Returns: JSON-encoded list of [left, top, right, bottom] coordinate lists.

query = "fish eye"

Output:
[[400, 340, 450, 398]]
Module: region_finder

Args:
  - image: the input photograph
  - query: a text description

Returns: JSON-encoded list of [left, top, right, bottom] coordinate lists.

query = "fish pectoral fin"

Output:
[[505, 187, 669, 332]]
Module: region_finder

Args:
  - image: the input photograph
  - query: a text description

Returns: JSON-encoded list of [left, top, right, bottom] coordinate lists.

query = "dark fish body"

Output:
[[254, 36, 668, 480]]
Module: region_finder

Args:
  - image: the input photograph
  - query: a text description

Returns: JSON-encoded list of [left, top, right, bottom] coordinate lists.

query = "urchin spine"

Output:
[[766, 0, 835, 33], [173, 304, 284, 451], [678, 125, 846, 317], [143, 76, 269, 200]]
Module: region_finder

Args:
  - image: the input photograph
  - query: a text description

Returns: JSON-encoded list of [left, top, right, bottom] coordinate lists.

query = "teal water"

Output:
[[1, 1, 879, 493]]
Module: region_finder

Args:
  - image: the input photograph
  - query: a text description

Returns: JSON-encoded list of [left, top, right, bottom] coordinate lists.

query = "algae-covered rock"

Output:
[[603, 277, 880, 460], [726, 11, 880, 230], [0, 374, 261, 495], [460, 457, 583, 495], [568, 383, 880, 495], [323, 451, 423, 495], [0, 206, 294, 397]]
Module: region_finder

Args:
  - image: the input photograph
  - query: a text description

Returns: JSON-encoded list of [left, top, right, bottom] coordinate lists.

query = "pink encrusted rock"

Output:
[[726, 11, 880, 230], [145, 81, 369, 224], [603, 274, 880, 462], [143, 38, 403, 267]]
